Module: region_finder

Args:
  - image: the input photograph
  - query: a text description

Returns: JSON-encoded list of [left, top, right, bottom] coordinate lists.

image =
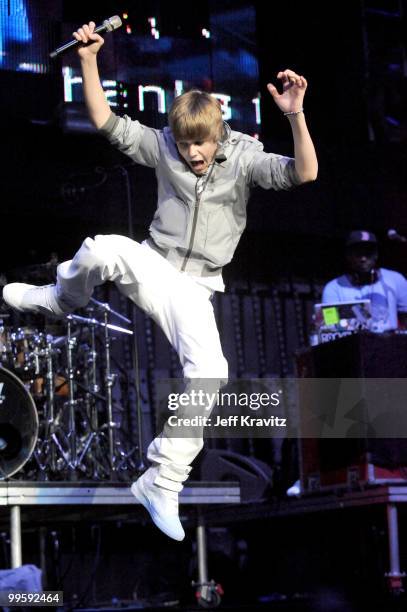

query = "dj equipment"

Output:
[[296, 332, 407, 492], [313, 300, 372, 344]]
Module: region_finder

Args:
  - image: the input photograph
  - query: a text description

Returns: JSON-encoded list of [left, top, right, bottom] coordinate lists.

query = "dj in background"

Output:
[[322, 230, 407, 332]]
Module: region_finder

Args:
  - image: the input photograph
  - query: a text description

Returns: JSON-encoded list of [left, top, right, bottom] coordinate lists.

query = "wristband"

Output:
[[284, 108, 304, 116]]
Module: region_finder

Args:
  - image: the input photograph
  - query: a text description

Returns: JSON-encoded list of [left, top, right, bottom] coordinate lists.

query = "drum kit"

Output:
[[0, 283, 139, 481]]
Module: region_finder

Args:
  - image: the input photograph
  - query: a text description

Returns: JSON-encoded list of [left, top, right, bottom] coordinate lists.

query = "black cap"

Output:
[[346, 230, 378, 247]]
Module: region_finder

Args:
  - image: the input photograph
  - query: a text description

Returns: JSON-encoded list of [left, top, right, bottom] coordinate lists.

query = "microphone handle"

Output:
[[49, 22, 107, 59]]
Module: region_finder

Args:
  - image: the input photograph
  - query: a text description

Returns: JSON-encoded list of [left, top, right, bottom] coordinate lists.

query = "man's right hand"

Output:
[[73, 22, 104, 58], [74, 21, 111, 128]]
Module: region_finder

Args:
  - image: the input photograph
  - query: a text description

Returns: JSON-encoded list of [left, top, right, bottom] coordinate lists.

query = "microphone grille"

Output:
[[105, 15, 123, 32]]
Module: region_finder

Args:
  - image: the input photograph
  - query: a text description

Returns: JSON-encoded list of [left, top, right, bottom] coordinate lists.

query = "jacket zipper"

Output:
[[181, 163, 215, 272], [181, 184, 201, 272]]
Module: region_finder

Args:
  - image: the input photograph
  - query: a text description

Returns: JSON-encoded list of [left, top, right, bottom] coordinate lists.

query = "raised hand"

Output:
[[73, 22, 104, 58], [267, 69, 307, 114]]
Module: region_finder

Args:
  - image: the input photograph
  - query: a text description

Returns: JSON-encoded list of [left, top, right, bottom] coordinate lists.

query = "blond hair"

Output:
[[169, 90, 223, 143]]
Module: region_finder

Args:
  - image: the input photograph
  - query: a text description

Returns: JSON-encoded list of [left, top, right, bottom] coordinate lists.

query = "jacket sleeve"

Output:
[[248, 150, 302, 190], [242, 135, 301, 190], [98, 112, 160, 168]]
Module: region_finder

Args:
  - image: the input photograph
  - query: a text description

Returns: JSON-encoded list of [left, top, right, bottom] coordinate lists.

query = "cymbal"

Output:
[[67, 314, 133, 335], [89, 297, 131, 324]]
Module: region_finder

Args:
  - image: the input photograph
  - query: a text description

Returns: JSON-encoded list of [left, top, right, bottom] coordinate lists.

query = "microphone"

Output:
[[387, 228, 407, 243], [215, 153, 227, 163], [50, 15, 122, 59]]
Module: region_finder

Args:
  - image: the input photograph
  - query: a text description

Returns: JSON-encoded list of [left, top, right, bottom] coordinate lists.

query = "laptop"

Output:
[[313, 300, 372, 344]]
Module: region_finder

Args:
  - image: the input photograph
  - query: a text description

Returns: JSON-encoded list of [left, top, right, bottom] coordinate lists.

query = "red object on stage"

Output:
[[296, 333, 407, 493]]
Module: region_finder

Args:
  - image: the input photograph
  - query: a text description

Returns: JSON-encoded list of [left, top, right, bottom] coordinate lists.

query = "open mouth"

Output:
[[190, 160, 205, 171]]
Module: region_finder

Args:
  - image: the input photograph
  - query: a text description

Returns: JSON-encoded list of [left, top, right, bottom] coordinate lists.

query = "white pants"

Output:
[[56, 235, 228, 489]]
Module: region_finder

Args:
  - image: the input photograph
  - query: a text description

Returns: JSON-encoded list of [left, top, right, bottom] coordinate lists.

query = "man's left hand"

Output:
[[267, 69, 307, 114]]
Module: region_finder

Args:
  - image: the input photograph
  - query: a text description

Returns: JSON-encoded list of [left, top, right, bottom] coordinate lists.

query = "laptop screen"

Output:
[[314, 300, 372, 331]]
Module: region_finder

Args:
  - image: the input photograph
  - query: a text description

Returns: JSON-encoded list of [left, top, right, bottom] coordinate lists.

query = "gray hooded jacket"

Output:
[[100, 113, 301, 277]]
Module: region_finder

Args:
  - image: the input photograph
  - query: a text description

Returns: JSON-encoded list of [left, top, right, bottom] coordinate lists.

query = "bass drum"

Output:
[[0, 366, 39, 479]]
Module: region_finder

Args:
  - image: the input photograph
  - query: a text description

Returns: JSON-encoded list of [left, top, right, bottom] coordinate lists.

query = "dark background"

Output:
[[1, 0, 406, 285], [1, 3, 407, 610]]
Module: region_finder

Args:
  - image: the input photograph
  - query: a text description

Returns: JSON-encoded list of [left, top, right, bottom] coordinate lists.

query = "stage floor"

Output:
[[0, 480, 241, 528]]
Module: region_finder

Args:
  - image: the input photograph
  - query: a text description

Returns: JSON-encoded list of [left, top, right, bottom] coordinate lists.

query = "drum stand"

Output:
[[34, 302, 137, 480], [31, 325, 81, 480], [30, 337, 62, 478], [65, 311, 117, 479], [66, 317, 78, 474], [91, 299, 137, 477], [6, 292, 140, 482], [43, 337, 57, 473]]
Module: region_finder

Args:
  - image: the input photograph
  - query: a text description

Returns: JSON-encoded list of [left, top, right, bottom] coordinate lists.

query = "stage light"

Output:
[[174, 80, 184, 97], [252, 96, 261, 125], [138, 85, 166, 114]]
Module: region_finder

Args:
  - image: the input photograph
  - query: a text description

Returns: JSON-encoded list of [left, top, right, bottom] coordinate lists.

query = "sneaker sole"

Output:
[[3, 285, 66, 318], [130, 480, 185, 541]]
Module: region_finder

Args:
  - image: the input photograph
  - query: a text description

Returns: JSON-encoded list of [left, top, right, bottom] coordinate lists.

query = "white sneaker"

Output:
[[131, 467, 185, 541], [2, 283, 68, 317]]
